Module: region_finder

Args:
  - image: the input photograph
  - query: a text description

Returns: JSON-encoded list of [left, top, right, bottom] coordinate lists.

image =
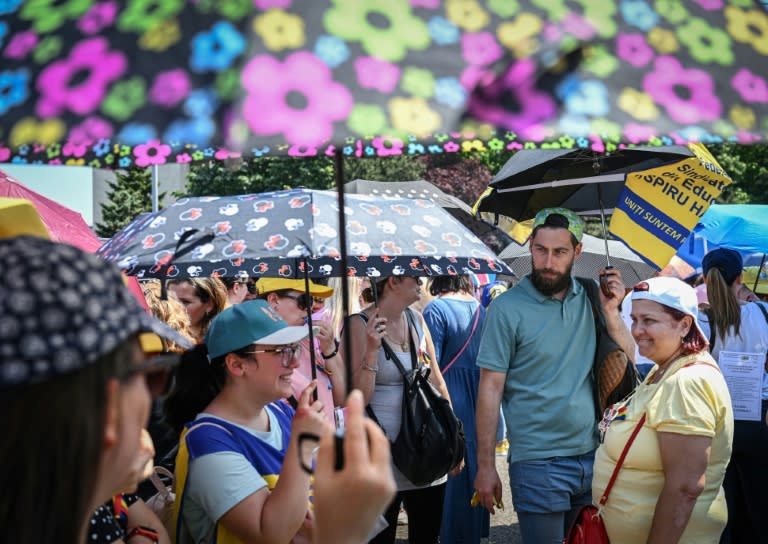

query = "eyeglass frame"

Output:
[[116, 352, 180, 398], [241, 344, 303, 368], [277, 292, 311, 311]]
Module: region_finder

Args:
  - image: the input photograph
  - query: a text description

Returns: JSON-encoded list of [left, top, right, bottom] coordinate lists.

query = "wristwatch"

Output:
[[125, 525, 160, 543]]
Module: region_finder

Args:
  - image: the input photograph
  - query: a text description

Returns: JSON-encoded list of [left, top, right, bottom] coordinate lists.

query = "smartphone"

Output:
[[312, 325, 321, 336], [600, 266, 615, 298]]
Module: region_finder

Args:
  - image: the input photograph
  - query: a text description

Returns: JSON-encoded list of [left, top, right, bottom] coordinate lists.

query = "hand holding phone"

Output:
[[599, 266, 615, 299]]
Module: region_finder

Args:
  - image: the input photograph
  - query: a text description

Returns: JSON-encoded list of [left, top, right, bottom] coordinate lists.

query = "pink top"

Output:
[[290, 338, 336, 424]]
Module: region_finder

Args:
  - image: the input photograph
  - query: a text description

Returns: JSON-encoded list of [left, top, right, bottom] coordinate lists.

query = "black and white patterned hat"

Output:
[[0, 236, 193, 389]]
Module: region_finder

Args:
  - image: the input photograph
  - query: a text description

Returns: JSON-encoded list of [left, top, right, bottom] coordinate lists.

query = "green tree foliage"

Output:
[[95, 168, 162, 238], [342, 155, 426, 183], [711, 143, 768, 204], [423, 154, 493, 205]]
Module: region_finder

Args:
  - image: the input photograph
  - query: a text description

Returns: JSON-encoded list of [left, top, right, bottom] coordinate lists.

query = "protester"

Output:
[[474, 208, 634, 543], [88, 491, 171, 544], [698, 248, 768, 543], [256, 278, 345, 423], [594, 277, 733, 543], [341, 275, 453, 544], [220, 272, 251, 306], [0, 236, 191, 544], [166, 278, 227, 343], [423, 275, 489, 544], [165, 300, 328, 543]]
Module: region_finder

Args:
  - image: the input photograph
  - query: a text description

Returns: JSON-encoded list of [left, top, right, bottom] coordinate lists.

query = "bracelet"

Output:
[[125, 525, 159, 543], [321, 339, 339, 359], [361, 361, 379, 373]]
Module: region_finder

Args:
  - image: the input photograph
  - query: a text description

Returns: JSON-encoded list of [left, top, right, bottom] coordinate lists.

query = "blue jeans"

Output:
[[508, 451, 595, 544]]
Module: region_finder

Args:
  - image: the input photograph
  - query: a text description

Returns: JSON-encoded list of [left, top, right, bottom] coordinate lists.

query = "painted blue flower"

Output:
[[675, 126, 708, 142], [660, 136, 674, 146], [314, 35, 349, 68], [117, 123, 158, 146], [92, 138, 111, 157], [343, 145, 354, 156], [0, 21, 8, 49], [557, 76, 609, 117], [0, 0, 23, 16], [577, 137, 590, 148], [190, 21, 246, 72], [164, 117, 214, 147], [119, 156, 133, 168], [428, 16, 459, 45], [427, 144, 444, 153], [0, 68, 29, 115], [620, 0, 659, 32], [364, 146, 375, 156], [17, 143, 28, 155], [11, 156, 27, 164], [184, 89, 218, 118], [252, 146, 271, 157], [434, 77, 466, 108], [559, 114, 592, 137], [203, 147, 215, 157], [408, 142, 425, 154], [702, 134, 723, 144]]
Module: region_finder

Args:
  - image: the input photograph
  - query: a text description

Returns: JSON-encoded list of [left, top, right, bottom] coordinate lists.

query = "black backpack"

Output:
[[360, 310, 465, 486]]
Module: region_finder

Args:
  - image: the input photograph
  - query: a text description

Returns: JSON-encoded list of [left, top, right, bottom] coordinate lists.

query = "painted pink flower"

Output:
[[543, 23, 563, 44], [214, 149, 241, 160], [0, 148, 10, 162], [4, 31, 38, 59], [506, 142, 523, 150], [735, 131, 761, 144], [62, 141, 89, 157], [176, 153, 192, 163], [49, 159, 63, 165], [693, 0, 723, 10], [623, 123, 657, 143], [410, 0, 440, 7], [466, 59, 557, 140], [36, 37, 127, 117], [254, 0, 292, 8], [642, 56, 721, 125], [616, 33, 653, 67], [460, 65, 486, 90], [731, 68, 768, 104], [461, 32, 503, 66], [69, 117, 113, 144], [134, 140, 172, 167], [287, 146, 319, 156], [354, 56, 401, 93], [562, 14, 596, 40], [78, 1, 118, 35], [149, 70, 192, 107], [444, 141, 460, 152], [241, 52, 353, 148], [372, 137, 404, 157]]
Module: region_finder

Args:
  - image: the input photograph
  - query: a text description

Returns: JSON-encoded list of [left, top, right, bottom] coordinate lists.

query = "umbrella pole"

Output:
[[597, 184, 612, 269], [334, 149, 352, 402], [302, 258, 318, 401], [754, 253, 766, 294]]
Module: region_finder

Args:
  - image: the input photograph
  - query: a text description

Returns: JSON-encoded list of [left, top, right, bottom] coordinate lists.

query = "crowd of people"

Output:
[[2, 204, 767, 544]]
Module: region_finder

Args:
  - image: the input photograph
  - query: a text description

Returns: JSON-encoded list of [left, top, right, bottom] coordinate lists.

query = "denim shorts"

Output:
[[508, 451, 595, 514]]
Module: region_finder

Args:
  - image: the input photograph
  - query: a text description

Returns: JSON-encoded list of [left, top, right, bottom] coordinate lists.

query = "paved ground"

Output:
[[396, 453, 522, 543]]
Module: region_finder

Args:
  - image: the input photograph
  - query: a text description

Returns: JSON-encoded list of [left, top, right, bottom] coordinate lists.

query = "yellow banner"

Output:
[[609, 144, 732, 269]]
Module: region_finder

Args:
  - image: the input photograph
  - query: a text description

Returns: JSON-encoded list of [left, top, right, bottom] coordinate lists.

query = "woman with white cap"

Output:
[[699, 248, 768, 544], [592, 277, 733, 543], [164, 300, 328, 543]]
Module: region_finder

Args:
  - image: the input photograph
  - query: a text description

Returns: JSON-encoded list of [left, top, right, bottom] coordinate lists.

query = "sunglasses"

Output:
[[279, 292, 311, 311], [118, 352, 179, 398], [242, 344, 303, 368]]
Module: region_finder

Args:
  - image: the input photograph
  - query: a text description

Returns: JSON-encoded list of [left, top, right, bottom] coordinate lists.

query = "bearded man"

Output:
[[473, 208, 635, 543]]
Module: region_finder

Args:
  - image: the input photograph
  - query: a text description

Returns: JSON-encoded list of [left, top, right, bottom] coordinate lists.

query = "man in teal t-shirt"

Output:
[[473, 208, 635, 544]]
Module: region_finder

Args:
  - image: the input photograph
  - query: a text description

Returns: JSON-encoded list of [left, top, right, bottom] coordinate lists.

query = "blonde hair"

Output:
[[166, 277, 228, 341], [325, 277, 366, 337], [705, 268, 742, 342], [141, 280, 195, 352]]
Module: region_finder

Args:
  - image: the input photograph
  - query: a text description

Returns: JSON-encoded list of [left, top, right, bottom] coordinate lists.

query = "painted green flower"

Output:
[[324, 0, 430, 62], [33, 36, 62, 64], [487, 138, 505, 151], [728, 0, 753, 7], [192, 150, 205, 161], [401, 68, 435, 99], [655, 0, 687, 24], [540, 142, 562, 149], [532, 0, 616, 38], [677, 18, 733, 65], [583, 45, 619, 78], [647, 137, 663, 147], [118, 0, 184, 34], [119, 145, 131, 157], [348, 104, 387, 136], [558, 135, 576, 148], [20, 0, 92, 34], [102, 77, 146, 122], [216, 70, 241, 101], [215, 0, 251, 20], [46, 143, 61, 159], [488, 0, 519, 17], [104, 154, 115, 165], [591, 119, 622, 141]]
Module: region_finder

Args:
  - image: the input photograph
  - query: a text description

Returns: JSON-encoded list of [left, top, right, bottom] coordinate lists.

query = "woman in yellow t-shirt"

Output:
[[593, 277, 734, 543]]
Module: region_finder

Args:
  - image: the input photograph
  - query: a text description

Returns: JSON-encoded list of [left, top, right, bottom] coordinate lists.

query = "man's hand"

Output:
[[473, 465, 503, 515]]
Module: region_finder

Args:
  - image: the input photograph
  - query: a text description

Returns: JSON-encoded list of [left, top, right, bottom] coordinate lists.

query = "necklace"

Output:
[[384, 313, 410, 351]]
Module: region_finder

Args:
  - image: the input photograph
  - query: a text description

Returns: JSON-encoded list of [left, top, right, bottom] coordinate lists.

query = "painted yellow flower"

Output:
[[65, 158, 86, 166], [254, 9, 305, 51], [648, 27, 679, 54], [498, 13, 542, 57], [139, 19, 181, 52], [10, 118, 65, 147], [445, 0, 490, 32], [726, 6, 768, 55], [730, 104, 755, 129], [388, 97, 441, 136], [618, 88, 659, 121], [462, 139, 488, 152]]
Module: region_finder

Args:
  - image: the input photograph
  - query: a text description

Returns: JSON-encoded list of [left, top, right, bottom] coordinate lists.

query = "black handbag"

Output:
[[365, 310, 465, 486]]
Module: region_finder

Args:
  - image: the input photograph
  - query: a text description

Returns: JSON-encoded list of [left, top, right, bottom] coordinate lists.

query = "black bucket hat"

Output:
[[0, 236, 193, 389]]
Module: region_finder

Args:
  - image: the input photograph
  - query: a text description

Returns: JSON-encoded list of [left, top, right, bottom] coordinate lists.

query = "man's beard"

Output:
[[530, 259, 574, 296]]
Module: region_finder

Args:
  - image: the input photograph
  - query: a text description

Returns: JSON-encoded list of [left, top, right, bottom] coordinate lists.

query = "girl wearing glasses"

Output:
[[164, 300, 328, 543]]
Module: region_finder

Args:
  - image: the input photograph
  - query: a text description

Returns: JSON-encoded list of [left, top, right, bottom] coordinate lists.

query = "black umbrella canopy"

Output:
[[475, 146, 694, 220], [344, 179, 513, 253]]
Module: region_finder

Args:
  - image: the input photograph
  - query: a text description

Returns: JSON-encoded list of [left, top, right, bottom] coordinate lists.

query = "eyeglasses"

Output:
[[242, 344, 302, 368], [279, 292, 311, 311], [118, 352, 179, 398], [312, 296, 326, 306]]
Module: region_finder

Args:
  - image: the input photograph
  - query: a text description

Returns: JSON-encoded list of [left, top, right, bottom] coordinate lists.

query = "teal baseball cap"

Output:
[[532, 207, 585, 242], [205, 300, 308, 360]]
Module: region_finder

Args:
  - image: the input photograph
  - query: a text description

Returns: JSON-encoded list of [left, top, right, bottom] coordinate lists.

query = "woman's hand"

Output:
[[292, 381, 332, 437], [365, 308, 387, 352], [313, 321, 337, 357]]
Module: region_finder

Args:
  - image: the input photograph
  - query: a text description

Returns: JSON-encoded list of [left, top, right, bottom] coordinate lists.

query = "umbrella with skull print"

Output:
[[96, 187, 513, 280]]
